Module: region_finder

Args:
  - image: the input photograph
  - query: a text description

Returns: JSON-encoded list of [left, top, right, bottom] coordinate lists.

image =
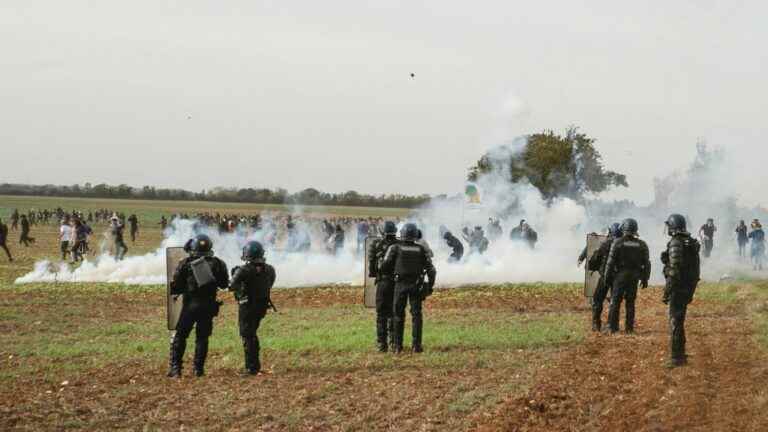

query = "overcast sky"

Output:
[[2, 1, 766, 206]]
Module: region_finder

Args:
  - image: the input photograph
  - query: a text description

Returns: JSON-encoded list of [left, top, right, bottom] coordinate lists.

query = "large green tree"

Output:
[[469, 127, 627, 201]]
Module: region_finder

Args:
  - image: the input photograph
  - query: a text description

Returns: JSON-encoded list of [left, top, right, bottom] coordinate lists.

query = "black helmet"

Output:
[[401, 223, 419, 241], [608, 222, 622, 238], [382, 221, 397, 236], [665, 214, 687, 234], [242, 241, 265, 261], [620, 218, 638, 235], [190, 234, 213, 255]]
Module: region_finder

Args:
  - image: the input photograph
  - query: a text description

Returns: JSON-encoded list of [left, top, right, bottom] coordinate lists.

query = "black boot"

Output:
[[670, 313, 687, 366], [242, 337, 261, 375], [412, 315, 423, 353], [376, 316, 388, 352], [625, 301, 635, 334], [167, 336, 186, 378], [392, 318, 404, 353], [607, 302, 620, 334], [193, 338, 208, 377], [669, 340, 687, 367], [591, 305, 602, 332]]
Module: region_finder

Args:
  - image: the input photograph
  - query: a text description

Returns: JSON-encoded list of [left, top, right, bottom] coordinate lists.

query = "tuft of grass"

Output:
[[697, 280, 768, 349]]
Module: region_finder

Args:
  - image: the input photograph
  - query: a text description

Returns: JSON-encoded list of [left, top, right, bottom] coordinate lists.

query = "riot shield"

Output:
[[584, 233, 608, 300], [166, 247, 187, 330], [362, 236, 380, 308]]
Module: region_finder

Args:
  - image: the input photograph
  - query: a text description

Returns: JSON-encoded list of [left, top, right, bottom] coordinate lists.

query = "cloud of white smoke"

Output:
[[15, 219, 363, 286]]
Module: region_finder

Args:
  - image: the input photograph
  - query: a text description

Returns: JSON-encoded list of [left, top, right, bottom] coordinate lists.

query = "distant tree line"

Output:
[[0, 183, 431, 209]]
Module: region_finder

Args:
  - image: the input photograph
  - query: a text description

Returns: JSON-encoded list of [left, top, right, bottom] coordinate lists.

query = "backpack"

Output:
[[679, 236, 701, 287]]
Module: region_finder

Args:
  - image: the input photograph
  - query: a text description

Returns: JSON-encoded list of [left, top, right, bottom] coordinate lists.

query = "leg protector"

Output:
[[625, 298, 636, 333], [376, 316, 388, 352], [167, 335, 186, 378], [242, 336, 260, 375], [410, 293, 423, 352], [591, 305, 602, 332], [193, 338, 209, 377]]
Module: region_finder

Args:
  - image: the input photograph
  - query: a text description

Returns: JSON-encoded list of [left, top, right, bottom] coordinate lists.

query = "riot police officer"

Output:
[[604, 218, 651, 334], [381, 223, 436, 353], [586, 223, 621, 331], [229, 241, 276, 375], [661, 214, 701, 367], [368, 221, 399, 352], [167, 234, 229, 378]]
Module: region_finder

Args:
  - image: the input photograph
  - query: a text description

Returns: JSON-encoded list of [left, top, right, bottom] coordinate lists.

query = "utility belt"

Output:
[[394, 274, 421, 284], [183, 295, 222, 316]]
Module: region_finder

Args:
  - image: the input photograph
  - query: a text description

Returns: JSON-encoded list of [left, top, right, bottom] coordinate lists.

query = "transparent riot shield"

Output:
[[362, 236, 380, 308], [584, 233, 608, 300], [166, 247, 187, 330]]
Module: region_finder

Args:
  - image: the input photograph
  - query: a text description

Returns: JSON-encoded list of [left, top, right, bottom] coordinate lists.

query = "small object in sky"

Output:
[[410, 73, 415, 78]]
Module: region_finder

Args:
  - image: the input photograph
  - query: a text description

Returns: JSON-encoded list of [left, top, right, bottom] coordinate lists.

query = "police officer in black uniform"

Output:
[[661, 214, 701, 367], [229, 241, 276, 375], [368, 221, 399, 352], [167, 234, 229, 378], [586, 222, 621, 331], [604, 218, 651, 334], [381, 223, 436, 353]]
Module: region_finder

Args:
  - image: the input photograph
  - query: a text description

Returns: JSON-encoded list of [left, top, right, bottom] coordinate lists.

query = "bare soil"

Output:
[[476, 287, 768, 431]]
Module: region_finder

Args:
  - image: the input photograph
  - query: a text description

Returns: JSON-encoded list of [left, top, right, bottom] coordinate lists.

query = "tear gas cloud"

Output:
[[15, 141, 766, 287]]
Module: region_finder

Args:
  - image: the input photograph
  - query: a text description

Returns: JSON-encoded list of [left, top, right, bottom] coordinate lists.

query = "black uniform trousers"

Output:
[[591, 275, 610, 325], [607, 271, 640, 332], [375, 277, 395, 348], [239, 302, 268, 372], [392, 280, 423, 350], [172, 299, 216, 372]]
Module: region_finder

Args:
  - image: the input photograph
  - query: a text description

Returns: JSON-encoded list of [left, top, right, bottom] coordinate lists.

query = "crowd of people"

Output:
[[0, 208, 140, 263], [2, 203, 767, 375], [694, 218, 766, 270], [160, 211, 541, 263], [167, 210, 758, 376], [164, 212, 396, 256]]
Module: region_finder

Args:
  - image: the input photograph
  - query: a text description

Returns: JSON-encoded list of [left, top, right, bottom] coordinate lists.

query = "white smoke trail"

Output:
[[15, 219, 364, 286]]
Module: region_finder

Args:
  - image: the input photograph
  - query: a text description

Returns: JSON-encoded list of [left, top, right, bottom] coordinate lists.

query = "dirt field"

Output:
[[3, 278, 767, 431], [479, 280, 768, 431], [0, 283, 586, 431], [1, 199, 768, 430]]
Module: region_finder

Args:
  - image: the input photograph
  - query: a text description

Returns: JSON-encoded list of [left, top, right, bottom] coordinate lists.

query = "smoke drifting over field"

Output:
[[15, 141, 766, 287], [15, 219, 362, 287]]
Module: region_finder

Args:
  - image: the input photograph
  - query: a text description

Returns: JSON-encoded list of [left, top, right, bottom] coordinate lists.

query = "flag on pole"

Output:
[[465, 183, 481, 204]]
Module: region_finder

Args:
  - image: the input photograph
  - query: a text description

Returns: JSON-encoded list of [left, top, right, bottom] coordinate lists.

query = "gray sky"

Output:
[[2, 1, 766, 206]]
